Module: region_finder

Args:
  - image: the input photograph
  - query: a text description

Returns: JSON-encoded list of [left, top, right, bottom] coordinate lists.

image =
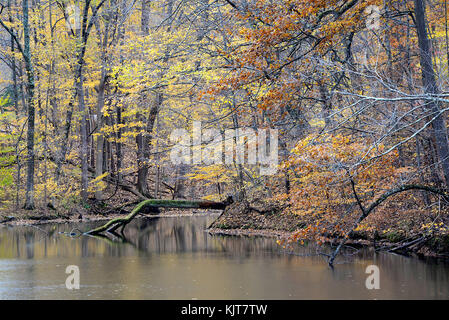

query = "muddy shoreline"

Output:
[[207, 226, 449, 260], [207, 227, 293, 239]]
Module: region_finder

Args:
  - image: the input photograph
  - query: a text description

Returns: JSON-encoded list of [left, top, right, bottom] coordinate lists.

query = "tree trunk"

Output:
[[55, 101, 74, 182], [136, 93, 162, 197], [23, 0, 36, 210], [141, 0, 150, 35], [414, 0, 449, 189], [76, 63, 89, 202], [116, 103, 122, 183], [95, 28, 109, 200]]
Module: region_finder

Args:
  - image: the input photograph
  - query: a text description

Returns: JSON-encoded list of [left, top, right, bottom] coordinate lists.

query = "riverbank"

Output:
[[0, 203, 222, 227], [206, 201, 298, 240], [208, 201, 449, 260]]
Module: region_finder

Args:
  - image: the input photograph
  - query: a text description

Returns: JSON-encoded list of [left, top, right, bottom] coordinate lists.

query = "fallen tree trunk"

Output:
[[85, 198, 232, 235]]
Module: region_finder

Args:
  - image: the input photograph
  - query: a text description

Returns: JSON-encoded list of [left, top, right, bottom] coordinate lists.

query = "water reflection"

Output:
[[0, 215, 448, 299]]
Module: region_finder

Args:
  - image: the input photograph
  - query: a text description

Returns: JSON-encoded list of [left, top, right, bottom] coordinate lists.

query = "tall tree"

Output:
[[22, 0, 35, 209], [0, 0, 36, 209], [414, 0, 449, 189]]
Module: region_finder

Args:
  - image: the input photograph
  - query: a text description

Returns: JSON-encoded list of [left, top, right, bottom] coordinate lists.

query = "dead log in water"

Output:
[[85, 198, 233, 235]]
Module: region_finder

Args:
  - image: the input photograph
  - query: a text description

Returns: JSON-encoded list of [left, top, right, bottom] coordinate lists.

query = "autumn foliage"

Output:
[[1, 0, 449, 257]]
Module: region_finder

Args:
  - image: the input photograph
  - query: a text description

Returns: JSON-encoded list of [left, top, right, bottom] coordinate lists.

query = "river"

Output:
[[0, 213, 448, 299]]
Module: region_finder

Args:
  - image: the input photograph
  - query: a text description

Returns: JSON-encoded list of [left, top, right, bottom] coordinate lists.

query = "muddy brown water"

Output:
[[0, 213, 448, 299]]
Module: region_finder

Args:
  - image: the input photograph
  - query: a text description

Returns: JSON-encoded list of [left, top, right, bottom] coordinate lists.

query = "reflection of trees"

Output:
[[121, 216, 283, 257], [24, 231, 34, 259], [0, 217, 288, 259], [86, 231, 140, 256]]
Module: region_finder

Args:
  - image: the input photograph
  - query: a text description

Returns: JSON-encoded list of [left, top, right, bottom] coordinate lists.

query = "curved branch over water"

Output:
[[328, 184, 449, 267], [85, 198, 232, 235]]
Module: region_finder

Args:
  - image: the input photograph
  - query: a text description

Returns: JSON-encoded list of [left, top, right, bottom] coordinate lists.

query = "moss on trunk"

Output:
[[85, 198, 231, 235]]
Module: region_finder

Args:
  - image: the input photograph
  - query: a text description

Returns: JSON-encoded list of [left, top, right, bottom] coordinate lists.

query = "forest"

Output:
[[1, 0, 449, 266]]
